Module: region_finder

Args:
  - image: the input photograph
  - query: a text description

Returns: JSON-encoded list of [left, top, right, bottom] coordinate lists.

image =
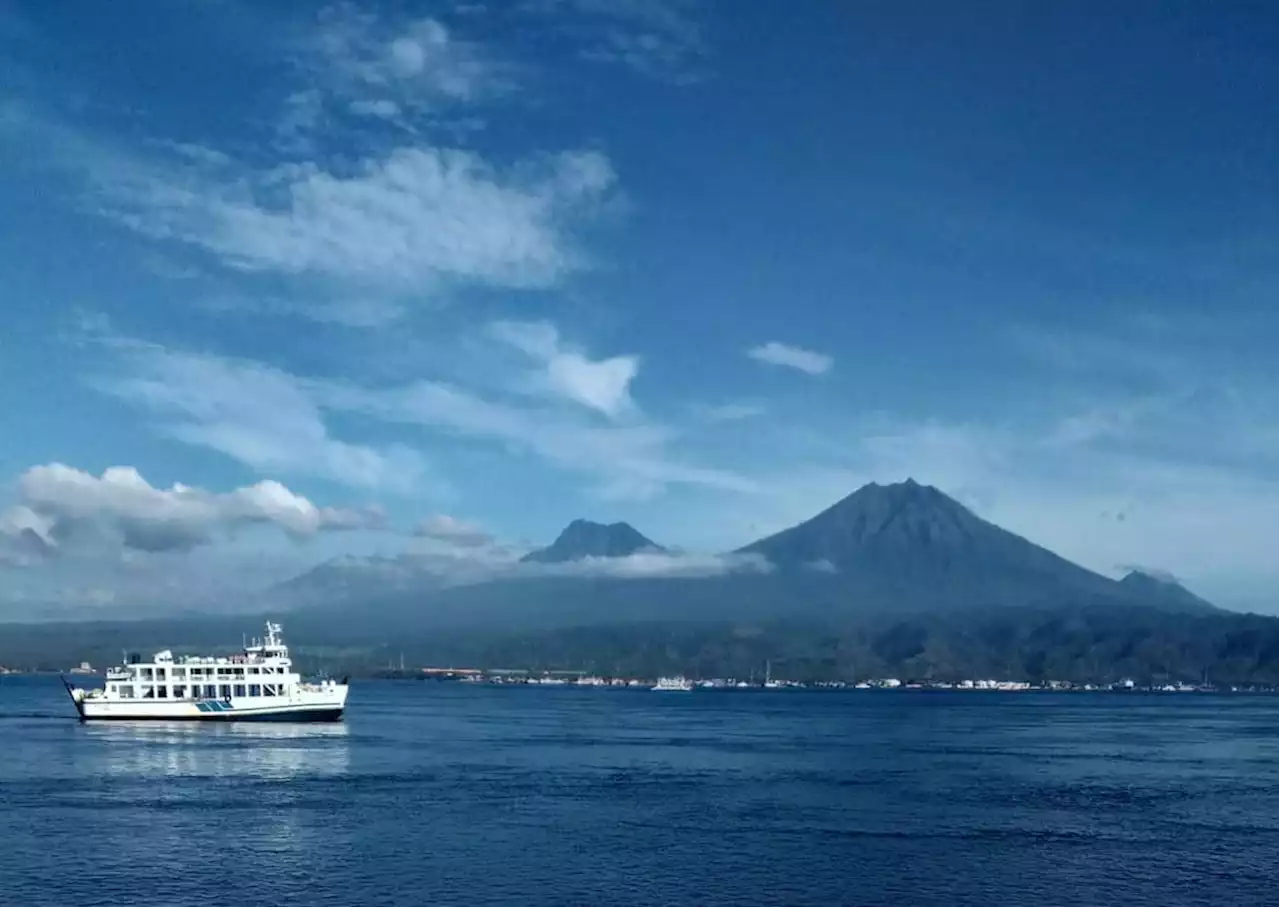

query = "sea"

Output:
[[0, 677, 1275, 907]]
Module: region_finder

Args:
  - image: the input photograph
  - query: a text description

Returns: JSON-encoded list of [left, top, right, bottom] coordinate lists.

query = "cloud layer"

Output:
[[18, 4, 621, 331], [95, 338, 425, 490], [90, 329, 751, 503], [3, 463, 384, 556], [520, 549, 769, 579], [102, 147, 615, 295]]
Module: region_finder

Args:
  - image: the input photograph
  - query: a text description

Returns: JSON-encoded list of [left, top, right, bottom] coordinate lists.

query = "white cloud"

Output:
[[0, 504, 56, 544], [747, 341, 833, 375], [523, 0, 707, 83], [199, 293, 406, 328], [309, 6, 504, 114], [523, 549, 770, 579], [11, 5, 618, 328], [90, 329, 750, 504], [7, 463, 384, 555], [103, 146, 615, 294], [94, 338, 425, 490], [804, 558, 838, 574], [488, 319, 638, 417], [0, 505, 57, 566], [320, 544, 770, 591], [414, 513, 493, 548], [264, 6, 512, 151]]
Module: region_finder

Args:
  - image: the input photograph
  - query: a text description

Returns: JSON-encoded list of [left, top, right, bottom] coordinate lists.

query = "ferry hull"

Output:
[[77, 706, 344, 722], [67, 679, 348, 723], [73, 701, 346, 722]]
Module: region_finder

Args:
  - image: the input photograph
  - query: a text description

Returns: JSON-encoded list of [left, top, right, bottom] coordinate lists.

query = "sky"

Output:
[[0, 0, 1275, 618]]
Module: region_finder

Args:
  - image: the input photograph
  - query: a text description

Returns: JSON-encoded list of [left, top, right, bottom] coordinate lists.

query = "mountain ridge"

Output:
[[276, 479, 1222, 622]]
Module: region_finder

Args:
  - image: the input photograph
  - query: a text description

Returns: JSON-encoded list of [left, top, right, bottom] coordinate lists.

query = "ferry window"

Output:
[[142, 686, 155, 699], [204, 684, 217, 698], [173, 685, 187, 698], [119, 685, 134, 698], [248, 684, 261, 697], [233, 684, 246, 697], [157, 686, 168, 698], [234, 668, 245, 677], [172, 667, 185, 679], [218, 685, 231, 699], [141, 668, 154, 680], [249, 667, 259, 675], [155, 668, 166, 680]]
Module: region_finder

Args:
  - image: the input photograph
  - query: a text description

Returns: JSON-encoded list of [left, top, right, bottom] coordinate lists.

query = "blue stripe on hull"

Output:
[[207, 708, 343, 722]]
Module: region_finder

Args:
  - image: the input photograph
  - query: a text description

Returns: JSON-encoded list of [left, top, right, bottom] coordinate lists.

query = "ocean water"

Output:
[[0, 677, 1274, 907]]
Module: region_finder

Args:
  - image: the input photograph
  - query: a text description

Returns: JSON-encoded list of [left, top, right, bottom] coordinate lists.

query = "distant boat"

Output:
[[652, 676, 694, 692], [62, 621, 348, 722]]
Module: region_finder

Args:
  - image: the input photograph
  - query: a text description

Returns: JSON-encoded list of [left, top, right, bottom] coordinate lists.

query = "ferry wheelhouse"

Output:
[[64, 622, 348, 722]]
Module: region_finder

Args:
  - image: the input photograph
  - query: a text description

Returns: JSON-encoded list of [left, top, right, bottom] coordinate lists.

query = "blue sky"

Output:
[[0, 0, 1275, 616]]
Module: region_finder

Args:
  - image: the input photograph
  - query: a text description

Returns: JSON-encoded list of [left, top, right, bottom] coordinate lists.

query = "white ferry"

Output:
[[63, 622, 348, 722], [652, 676, 694, 692]]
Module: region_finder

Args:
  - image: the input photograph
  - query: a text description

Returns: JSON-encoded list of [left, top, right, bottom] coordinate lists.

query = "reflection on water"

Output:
[[79, 719, 352, 781]]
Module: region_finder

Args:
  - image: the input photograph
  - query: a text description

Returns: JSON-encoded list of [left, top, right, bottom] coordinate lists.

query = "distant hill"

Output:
[[2, 604, 1275, 687], [521, 519, 664, 563]]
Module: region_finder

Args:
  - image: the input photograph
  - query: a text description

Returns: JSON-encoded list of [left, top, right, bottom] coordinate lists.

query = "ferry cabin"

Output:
[[105, 647, 296, 703]]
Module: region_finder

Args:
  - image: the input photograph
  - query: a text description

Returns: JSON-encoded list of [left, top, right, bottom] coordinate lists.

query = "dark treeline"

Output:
[[3, 604, 1275, 686]]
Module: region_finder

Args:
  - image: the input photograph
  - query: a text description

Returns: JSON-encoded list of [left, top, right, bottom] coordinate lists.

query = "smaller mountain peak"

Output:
[[520, 519, 663, 564], [1116, 569, 1217, 613], [1119, 568, 1181, 587], [840, 477, 948, 506], [854, 477, 938, 494]]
